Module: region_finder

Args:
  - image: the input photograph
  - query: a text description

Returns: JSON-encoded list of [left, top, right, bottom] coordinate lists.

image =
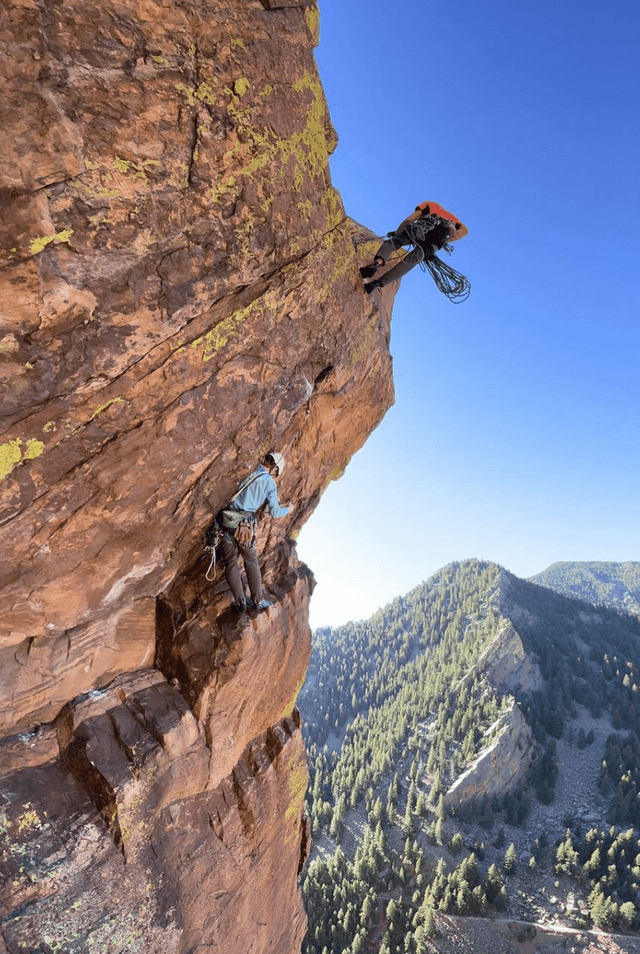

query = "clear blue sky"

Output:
[[296, 0, 640, 630]]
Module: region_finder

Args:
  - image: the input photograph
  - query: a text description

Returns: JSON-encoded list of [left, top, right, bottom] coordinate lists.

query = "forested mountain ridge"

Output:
[[530, 561, 640, 616], [300, 559, 640, 954]]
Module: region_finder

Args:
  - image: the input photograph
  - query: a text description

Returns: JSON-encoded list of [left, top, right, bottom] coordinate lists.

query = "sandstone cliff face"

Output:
[[0, 2, 396, 951]]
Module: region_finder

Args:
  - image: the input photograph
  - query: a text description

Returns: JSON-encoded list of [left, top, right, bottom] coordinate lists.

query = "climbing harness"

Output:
[[203, 469, 263, 581], [353, 232, 408, 267], [404, 213, 450, 248]]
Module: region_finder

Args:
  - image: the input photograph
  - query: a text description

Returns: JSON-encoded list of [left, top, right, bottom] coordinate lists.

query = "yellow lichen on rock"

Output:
[[0, 437, 45, 482], [304, 6, 321, 47], [192, 299, 260, 360], [233, 78, 250, 98], [209, 70, 332, 210], [29, 229, 74, 257], [89, 397, 125, 421]]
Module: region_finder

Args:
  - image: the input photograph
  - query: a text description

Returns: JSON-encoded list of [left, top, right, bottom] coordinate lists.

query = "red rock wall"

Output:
[[0, 1, 396, 951]]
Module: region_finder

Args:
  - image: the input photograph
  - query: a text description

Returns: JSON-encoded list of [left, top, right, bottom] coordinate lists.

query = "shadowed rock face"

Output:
[[0, 1, 396, 951]]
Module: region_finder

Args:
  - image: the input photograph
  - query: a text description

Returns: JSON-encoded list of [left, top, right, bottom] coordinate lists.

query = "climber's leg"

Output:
[[238, 538, 263, 603], [219, 534, 246, 603], [378, 245, 424, 285], [359, 231, 406, 278], [365, 245, 424, 292]]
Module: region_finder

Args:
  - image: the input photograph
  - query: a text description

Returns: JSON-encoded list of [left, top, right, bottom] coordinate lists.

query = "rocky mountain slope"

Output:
[[0, 3, 397, 952], [300, 561, 640, 953], [530, 562, 640, 616]]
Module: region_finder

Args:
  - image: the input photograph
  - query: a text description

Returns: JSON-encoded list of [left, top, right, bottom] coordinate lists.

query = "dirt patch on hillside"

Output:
[[430, 913, 640, 953]]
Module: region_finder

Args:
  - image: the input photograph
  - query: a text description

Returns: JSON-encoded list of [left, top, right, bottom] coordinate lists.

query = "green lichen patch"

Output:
[[23, 438, 44, 460], [17, 804, 42, 833], [0, 442, 21, 482], [195, 81, 217, 105], [297, 199, 312, 221], [285, 764, 307, 821], [290, 72, 332, 181]]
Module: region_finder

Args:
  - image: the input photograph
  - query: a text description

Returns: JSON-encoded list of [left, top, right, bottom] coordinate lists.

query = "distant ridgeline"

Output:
[[529, 561, 640, 617], [299, 559, 640, 954]]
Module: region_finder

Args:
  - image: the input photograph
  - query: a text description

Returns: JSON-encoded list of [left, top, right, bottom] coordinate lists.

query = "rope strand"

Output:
[[204, 545, 217, 581]]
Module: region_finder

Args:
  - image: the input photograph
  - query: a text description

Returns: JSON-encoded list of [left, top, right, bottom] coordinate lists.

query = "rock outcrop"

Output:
[[469, 619, 543, 696], [0, 2, 396, 951], [445, 700, 533, 808], [452, 580, 543, 805]]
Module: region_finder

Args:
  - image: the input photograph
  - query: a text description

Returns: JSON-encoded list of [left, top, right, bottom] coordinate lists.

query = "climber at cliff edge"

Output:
[[216, 452, 289, 614], [360, 201, 468, 292]]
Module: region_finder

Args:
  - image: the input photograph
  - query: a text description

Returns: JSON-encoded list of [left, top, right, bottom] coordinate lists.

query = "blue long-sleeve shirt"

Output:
[[229, 466, 289, 518]]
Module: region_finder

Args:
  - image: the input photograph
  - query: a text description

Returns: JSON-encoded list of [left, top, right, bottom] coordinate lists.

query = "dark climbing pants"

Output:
[[219, 532, 263, 603], [375, 229, 425, 288]]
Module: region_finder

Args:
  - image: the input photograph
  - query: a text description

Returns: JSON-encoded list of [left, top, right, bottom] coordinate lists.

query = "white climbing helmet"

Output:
[[267, 451, 285, 475]]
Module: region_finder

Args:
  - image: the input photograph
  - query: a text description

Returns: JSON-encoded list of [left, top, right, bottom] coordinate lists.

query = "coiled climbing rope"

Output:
[[421, 255, 471, 303]]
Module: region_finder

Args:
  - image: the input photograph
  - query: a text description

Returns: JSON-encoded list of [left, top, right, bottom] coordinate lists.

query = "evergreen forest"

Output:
[[299, 559, 640, 953]]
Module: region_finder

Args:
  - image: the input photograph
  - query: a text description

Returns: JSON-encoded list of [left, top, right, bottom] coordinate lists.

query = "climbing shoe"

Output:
[[231, 598, 247, 614], [255, 599, 271, 613], [364, 280, 382, 294], [359, 264, 378, 279]]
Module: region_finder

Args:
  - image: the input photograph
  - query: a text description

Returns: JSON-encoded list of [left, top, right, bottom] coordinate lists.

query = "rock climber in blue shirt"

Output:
[[217, 452, 289, 614]]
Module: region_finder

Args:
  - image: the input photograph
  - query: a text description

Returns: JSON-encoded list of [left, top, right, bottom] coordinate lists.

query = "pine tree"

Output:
[[555, 829, 579, 876], [450, 832, 463, 855], [359, 893, 375, 927], [503, 843, 517, 874]]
